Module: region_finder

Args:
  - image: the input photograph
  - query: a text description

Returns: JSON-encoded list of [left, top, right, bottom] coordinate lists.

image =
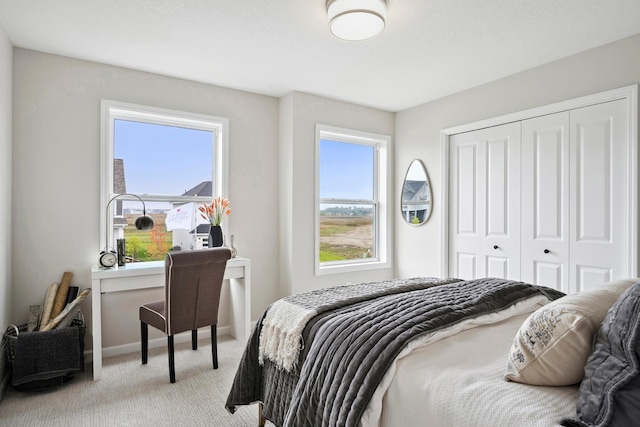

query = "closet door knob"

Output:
[[493, 245, 499, 250], [544, 249, 550, 254]]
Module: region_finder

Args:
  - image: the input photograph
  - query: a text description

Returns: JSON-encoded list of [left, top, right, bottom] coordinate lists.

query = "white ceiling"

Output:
[[1, 0, 640, 112]]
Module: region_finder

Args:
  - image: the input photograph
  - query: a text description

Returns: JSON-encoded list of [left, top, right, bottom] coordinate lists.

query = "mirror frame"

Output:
[[401, 159, 432, 226]]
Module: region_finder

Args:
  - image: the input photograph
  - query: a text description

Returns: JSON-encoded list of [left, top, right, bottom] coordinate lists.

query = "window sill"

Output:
[[315, 259, 391, 276]]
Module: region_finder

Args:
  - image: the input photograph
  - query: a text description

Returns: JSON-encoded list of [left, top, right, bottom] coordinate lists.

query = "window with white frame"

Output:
[[316, 124, 391, 274], [100, 100, 229, 262]]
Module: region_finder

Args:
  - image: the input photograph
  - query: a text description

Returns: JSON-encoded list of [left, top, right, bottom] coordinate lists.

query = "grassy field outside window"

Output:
[[319, 210, 374, 262]]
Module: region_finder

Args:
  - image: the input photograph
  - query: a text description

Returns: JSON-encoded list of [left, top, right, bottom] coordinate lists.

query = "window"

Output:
[[315, 124, 391, 274], [100, 100, 228, 262]]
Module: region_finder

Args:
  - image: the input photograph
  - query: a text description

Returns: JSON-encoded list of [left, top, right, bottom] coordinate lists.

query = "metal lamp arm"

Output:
[[104, 193, 151, 250]]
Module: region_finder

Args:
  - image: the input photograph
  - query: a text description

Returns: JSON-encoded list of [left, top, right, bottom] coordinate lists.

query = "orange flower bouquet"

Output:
[[199, 196, 231, 226]]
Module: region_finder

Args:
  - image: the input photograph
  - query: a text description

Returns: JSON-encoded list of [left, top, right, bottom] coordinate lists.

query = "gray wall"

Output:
[[11, 49, 281, 350], [8, 32, 640, 354], [279, 91, 395, 296], [10, 48, 395, 353], [394, 33, 640, 278], [0, 21, 12, 387]]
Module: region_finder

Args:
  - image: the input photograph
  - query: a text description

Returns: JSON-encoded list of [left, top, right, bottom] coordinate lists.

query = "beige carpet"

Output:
[[0, 335, 270, 426]]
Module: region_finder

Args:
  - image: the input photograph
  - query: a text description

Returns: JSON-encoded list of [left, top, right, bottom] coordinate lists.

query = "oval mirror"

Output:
[[401, 160, 432, 225]]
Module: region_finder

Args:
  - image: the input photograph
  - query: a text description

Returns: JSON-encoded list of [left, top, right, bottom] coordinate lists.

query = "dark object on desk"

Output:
[[139, 247, 231, 383], [209, 225, 224, 247], [4, 313, 85, 392], [117, 239, 126, 266]]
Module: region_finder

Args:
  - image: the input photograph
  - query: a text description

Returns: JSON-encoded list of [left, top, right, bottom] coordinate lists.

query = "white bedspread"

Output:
[[361, 295, 578, 427]]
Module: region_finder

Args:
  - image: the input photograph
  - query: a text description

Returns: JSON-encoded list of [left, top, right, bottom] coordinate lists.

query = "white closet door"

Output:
[[569, 99, 629, 293], [521, 112, 570, 293], [449, 122, 521, 280]]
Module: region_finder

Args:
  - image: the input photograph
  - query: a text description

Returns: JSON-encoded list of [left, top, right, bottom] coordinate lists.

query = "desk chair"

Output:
[[139, 248, 232, 383]]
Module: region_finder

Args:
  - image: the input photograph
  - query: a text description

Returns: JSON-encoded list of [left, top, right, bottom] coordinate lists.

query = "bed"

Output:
[[226, 277, 640, 427]]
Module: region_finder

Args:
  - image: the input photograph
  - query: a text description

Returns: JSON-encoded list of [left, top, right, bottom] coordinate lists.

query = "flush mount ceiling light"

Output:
[[327, 0, 387, 41]]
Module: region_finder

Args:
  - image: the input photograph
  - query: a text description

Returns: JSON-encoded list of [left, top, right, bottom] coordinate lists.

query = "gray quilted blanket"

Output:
[[226, 277, 563, 427]]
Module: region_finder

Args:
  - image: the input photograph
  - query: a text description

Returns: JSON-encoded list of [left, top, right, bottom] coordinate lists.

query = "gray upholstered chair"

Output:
[[139, 248, 231, 383]]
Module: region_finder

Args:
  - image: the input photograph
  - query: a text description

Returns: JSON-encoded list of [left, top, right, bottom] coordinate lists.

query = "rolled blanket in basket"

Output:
[[12, 325, 83, 391]]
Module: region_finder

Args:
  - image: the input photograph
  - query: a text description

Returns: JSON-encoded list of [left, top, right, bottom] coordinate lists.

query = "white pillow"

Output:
[[504, 278, 638, 386]]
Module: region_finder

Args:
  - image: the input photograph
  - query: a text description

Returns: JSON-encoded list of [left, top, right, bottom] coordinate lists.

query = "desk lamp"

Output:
[[99, 193, 154, 268]]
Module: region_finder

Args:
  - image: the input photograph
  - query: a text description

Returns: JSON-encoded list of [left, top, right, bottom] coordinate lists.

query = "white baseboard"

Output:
[[84, 325, 232, 362]]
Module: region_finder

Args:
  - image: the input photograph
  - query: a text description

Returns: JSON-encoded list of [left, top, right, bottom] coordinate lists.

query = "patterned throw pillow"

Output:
[[504, 279, 638, 386]]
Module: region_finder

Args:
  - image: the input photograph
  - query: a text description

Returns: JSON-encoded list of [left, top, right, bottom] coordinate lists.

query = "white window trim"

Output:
[[315, 124, 392, 275], [99, 99, 229, 251]]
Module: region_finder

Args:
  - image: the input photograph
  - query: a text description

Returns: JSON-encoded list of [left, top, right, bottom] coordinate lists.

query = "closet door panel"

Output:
[[457, 143, 478, 235], [486, 138, 509, 237], [484, 132, 519, 279], [575, 119, 611, 242], [521, 112, 570, 292], [575, 266, 612, 292], [487, 256, 508, 278], [535, 140, 563, 240], [449, 123, 520, 280], [570, 99, 629, 293], [457, 253, 477, 279], [535, 261, 564, 289], [450, 133, 484, 280]]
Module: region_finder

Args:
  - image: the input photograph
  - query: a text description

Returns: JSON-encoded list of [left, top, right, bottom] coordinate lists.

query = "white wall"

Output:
[[0, 24, 12, 368], [279, 91, 395, 295], [11, 49, 280, 350], [395, 33, 640, 279]]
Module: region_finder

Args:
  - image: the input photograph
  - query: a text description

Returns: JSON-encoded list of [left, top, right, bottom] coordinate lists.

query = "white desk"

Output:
[[90, 256, 251, 380]]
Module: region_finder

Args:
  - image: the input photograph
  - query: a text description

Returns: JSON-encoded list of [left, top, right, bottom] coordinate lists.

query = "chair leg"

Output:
[[211, 324, 218, 369], [168, 335, 176, 383], [141, 322, 148, 365], [192, 329, 197, 350]]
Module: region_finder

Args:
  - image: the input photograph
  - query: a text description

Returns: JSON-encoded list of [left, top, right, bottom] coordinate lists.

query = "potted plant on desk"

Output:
[[199, 196, 231, 247]]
